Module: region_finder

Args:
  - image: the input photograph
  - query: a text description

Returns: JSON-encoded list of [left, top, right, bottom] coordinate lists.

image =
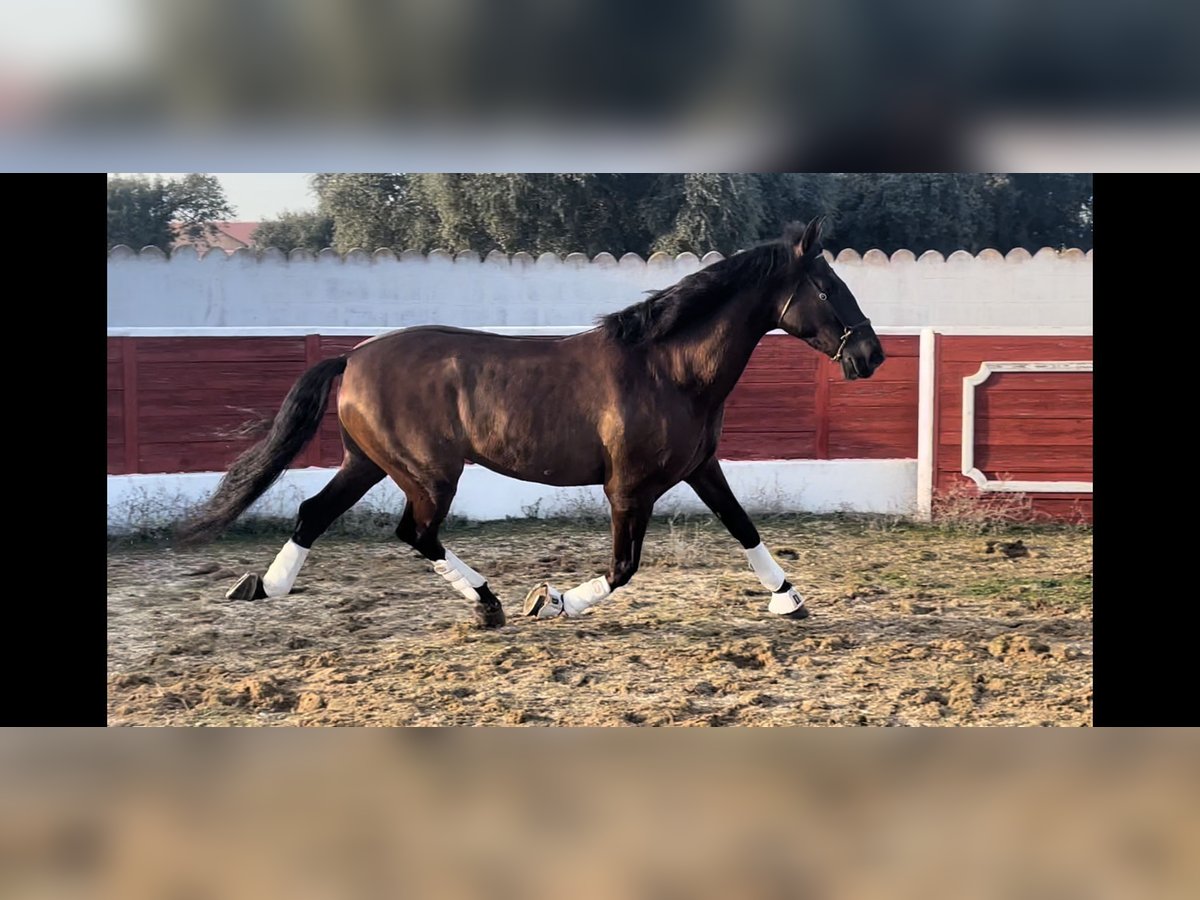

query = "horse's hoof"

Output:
[[225, 572, 267, 601], [472, 585, 506, 628], [522, 583, 564, 619], [769, 589, 809, 619], [474, 602, 507, 628]]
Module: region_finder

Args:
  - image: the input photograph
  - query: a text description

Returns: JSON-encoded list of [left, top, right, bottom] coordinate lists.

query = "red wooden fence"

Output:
[[106, 333, 919, 475], [106, 331, 1092, 522], [933, 335, 1093, 522]]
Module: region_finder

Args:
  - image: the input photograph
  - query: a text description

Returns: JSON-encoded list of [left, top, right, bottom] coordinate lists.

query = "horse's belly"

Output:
[[468, 455, 604, 487], [465, 420, 606, 486]]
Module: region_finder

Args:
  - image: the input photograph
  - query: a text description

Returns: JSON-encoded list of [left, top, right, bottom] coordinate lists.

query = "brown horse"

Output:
[[177, 217, 884, 627]]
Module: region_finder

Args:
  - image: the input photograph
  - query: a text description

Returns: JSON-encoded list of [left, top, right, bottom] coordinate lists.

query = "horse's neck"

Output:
[[659, 297, 770, 404]]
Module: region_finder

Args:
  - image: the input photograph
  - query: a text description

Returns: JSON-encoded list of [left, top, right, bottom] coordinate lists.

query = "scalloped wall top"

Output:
[[108, 246, 1092, 265]]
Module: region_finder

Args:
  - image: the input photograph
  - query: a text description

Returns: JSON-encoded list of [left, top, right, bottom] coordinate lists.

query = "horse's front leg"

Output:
[[685, 456, 808, 619], [523, 494, 652, 619]]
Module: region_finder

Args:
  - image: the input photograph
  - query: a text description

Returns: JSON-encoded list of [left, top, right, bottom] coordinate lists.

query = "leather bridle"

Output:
[[779, 276, 872, 362]]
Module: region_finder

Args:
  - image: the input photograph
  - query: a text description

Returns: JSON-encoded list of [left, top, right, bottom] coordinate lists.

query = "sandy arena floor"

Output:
[[107, 516, 1092, 726]]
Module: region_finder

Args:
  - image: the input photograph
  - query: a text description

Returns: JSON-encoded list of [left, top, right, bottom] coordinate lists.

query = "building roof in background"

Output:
[[171, 221, 261, 251]]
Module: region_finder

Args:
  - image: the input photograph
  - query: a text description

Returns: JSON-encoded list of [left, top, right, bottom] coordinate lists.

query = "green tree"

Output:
[[755, 174, 837, 243], [252, 211, 336, 253], [313, 173, 438, 253], [107, 175, 173, 252], [828, 172, 1092, 254], [651, 174, 765, 255], [169, 174, 236, 246], [986, 174, 1093, 251], [107, 174, 234, 252], [828, 173, 993, 255], [414, 174, 494, 252], [434, 174, 658, 255], [307, 172, 1092, 258], [316, 173, 661, 255]]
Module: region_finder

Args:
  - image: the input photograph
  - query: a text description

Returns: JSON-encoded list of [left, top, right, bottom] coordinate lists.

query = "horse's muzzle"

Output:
[[841, 342, 886, 380]]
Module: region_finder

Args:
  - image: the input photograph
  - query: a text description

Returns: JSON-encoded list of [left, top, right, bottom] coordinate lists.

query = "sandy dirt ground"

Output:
[[107, 516, 1092, 726]]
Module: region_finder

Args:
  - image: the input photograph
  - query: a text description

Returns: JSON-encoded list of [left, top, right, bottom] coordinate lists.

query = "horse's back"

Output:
[[352, 325, 579, 353], [337, 324, 621, 485]]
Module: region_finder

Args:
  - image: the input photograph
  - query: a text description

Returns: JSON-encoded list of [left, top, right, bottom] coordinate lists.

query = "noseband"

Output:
[[779, 277, 872, 362]]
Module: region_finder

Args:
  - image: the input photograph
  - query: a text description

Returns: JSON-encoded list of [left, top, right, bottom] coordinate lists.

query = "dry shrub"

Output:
[[656, 513, 710, 568], [931, 479, 1042, 533]]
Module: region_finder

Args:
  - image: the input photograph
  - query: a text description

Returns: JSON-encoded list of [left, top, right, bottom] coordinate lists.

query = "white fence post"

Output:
[[916, 327, 937, 522]]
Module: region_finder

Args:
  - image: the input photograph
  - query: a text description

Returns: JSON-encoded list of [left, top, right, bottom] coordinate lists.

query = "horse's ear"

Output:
[[794, 215, 826, 258]]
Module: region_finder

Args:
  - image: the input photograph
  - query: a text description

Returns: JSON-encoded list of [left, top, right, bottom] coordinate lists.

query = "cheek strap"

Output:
[[779, 290, 797, 327]]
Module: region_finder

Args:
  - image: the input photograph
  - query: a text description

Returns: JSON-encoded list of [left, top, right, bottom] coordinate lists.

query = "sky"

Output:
[[124, 173, 318, 221]]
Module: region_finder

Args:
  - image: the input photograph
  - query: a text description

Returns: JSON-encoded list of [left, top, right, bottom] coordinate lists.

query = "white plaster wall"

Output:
[[107, 460, 917, 533], [107, 246, 1092, 330]]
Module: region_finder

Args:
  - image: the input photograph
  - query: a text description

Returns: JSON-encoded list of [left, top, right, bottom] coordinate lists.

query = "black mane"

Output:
[[598, 230, 801, 345]]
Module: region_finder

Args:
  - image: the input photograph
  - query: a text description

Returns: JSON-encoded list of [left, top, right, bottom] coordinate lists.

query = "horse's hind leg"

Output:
[[225, 452, 385, 601], [685, 456, 807, 619], [394, 478, 506, 628]]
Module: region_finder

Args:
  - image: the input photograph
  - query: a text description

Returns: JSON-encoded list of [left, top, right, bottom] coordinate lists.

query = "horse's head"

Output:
[[778, 217, 885, 381]]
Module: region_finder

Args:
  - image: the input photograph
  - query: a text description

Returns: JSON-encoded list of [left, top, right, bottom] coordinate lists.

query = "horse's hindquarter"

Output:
[[340, 328, 613, 486]]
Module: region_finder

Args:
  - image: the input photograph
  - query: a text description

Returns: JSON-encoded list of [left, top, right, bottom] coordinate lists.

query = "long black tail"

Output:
[[175, 356, 348, 545]]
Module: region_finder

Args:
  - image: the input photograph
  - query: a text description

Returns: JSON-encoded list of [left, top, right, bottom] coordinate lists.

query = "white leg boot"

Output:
[[745, 542, 808, 617]]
